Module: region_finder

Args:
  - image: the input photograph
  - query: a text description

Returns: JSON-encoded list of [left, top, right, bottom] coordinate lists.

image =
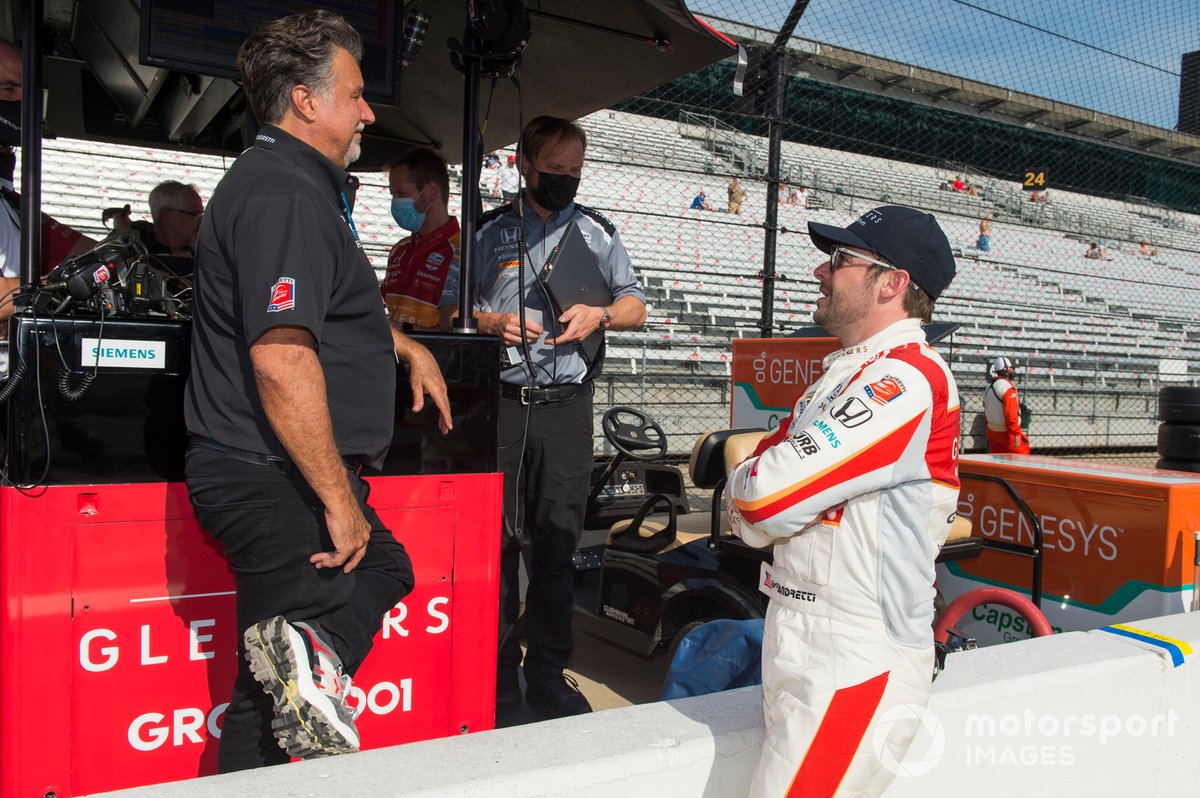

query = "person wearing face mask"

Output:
[[0, 37, 94, 380], [379, 147, 459, 331], [470, 115, 646, 719]]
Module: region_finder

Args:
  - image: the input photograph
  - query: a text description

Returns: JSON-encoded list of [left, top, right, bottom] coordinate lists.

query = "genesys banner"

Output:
[[731, 338, 838, 430], [939, 457, 1199, 645]]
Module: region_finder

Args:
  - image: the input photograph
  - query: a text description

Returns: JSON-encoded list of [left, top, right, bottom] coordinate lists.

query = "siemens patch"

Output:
[[81, 338, 167, 370], [812, 420, 842, 448]]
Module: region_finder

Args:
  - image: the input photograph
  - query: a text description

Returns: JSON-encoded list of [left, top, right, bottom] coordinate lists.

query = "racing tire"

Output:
[[1158, 386, 1200, 423], [1155, 458, 1200, 473], [1156, 422, 1200, 462]]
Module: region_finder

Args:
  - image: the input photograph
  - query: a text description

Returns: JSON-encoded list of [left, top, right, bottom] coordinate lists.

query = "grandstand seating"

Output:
[[24, 108, 1200, 451]]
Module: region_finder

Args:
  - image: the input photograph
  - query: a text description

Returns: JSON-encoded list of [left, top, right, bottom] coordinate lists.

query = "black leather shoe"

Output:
[[496, 683, 524, 706], [525, 673, 593, 718]]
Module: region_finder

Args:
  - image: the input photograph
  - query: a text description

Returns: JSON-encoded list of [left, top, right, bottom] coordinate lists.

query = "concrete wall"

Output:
[[98, 612, 1200, 797]]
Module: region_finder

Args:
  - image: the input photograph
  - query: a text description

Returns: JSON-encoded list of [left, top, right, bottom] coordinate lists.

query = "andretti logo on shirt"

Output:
[[762, 569, 816, 603], [267, 277, 296, 312], [865, 375, 906, 405]]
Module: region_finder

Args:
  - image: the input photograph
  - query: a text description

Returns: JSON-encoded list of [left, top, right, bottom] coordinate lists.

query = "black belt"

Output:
[[191, 437, 367, 473], [500, 381, 593, 406]]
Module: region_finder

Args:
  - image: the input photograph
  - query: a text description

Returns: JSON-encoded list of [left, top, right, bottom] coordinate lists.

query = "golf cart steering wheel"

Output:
[[602, 406, 667, 461]]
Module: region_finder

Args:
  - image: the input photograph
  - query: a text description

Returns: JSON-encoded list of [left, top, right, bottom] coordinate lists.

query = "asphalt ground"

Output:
[[494, 627, 674, 728]]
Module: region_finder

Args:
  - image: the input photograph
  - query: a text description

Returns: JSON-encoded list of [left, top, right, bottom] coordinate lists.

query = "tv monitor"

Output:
[[139, 0, 402, 106]]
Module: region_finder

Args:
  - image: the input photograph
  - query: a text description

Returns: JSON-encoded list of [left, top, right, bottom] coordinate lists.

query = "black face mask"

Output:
[[0, 101, 20, 149], [531, 171, 580, 212]]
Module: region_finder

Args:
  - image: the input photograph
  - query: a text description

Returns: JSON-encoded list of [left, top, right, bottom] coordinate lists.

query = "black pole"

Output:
[[19, 0, 44, 289], [758, 0, 811, 339], [758, 49, 786, 339], [773, 0, 811, 50], [454, 21, 480, 333]]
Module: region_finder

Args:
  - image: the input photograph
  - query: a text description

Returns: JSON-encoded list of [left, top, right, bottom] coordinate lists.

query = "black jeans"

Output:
[[185, 443, 414, 773], [496, 390, 593, 689]]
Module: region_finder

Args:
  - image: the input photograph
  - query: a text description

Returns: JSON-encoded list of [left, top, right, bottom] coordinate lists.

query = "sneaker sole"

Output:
[[244, 617, 360, 758]]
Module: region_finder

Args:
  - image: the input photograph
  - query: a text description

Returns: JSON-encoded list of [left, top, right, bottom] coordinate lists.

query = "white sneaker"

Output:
[[244, 616, 361, 758]]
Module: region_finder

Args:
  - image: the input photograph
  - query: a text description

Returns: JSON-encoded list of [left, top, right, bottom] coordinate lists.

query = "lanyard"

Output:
[[339, 191, 361, 245]]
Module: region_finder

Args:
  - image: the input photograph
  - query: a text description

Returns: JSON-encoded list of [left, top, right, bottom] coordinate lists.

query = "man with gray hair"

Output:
[[145, 180, 204, 258], [184, 10, 451, 771]]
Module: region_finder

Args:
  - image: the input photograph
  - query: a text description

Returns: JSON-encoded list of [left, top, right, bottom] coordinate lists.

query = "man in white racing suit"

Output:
[[727, 206, 961, 798]]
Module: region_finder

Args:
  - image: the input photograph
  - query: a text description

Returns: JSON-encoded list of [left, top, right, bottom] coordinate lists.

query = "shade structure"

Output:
[[362, 0, 737, 166]]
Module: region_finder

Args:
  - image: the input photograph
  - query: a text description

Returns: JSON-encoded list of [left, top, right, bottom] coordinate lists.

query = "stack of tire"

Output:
[[1157, 387, 1200, 472]]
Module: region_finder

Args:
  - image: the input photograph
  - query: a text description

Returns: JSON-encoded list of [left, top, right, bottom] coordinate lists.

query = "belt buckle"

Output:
[[520, 386, 532, 406]]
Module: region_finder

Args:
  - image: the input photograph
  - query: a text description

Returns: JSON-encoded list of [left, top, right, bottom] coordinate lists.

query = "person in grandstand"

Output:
[[1085, 241, 1108, 260], [725, 205, 960, 798], [795, 184, 809, 209], [984, 355, 1031, 455], [469, 115, 646, 719], [691, 190, 713, 211], [728, 176, 747, 214], [977, 213, 992, 251], [498, 154, 520, 202], [381, 147, 459, 331]]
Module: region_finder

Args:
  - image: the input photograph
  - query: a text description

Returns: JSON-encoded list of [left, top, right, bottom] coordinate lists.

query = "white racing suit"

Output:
[[727, 318, 960, 798]]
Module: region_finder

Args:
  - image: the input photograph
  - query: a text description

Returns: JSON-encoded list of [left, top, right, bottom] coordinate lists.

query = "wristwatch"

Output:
[[599, 307, 612, 331]]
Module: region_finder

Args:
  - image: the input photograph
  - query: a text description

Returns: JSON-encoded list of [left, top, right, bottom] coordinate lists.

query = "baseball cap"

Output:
[[507, 155, 516, 164], [808, 206, 956, 299], [991, 356, 1014, 374]]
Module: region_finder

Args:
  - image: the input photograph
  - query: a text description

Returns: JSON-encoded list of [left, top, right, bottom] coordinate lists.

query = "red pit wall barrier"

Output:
[[0, 473, 501, 797]]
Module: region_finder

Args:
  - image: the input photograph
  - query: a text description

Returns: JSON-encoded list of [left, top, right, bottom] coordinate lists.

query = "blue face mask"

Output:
[[391, 187, 428, 232]]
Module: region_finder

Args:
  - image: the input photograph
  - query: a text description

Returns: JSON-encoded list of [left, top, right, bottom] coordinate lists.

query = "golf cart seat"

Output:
[[948, 514, 972, 541], [689, 428, 769, 489], [608, 493, 678, 553], [938, 513, 983, 561], [607, 427, 769, 554]]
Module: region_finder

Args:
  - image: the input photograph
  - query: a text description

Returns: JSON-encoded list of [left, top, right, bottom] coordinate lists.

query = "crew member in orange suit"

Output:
[[984, 356, 1031, 454]]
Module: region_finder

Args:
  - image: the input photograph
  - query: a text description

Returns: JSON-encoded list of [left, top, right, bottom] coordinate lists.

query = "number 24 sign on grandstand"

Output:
[[1021, 167, 1049, 190]]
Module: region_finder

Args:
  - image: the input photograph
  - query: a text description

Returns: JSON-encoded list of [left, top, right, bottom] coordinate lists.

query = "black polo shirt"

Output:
[[184, 125, 395, 468]]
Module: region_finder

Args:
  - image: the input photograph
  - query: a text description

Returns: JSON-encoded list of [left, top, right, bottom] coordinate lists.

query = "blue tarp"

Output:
[[659, 618, 764, 700]]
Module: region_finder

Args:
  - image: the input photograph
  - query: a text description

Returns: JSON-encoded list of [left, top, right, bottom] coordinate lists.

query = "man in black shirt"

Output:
[[183, 10, 451, 771]]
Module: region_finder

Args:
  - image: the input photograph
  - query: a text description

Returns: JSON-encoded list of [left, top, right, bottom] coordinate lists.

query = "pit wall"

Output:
[[98, 612, 1200, 797]]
